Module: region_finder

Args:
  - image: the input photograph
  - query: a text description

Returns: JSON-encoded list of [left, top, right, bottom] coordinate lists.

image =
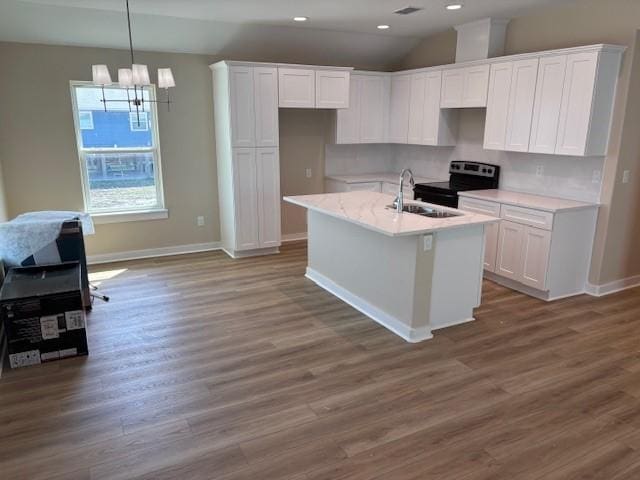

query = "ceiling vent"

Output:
[[393, 6, 423, 15]]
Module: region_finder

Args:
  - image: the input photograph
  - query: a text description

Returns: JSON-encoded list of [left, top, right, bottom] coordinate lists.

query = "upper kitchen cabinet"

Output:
[[278, 66, 352, 109], [441, 64, 490, 108], [227, 65, 278, 148], [388, 74, 411, 143], [484, 58, 538, 152], [316, 70, 350, 108], [407, 71, 457, 146], [530, 46, 624, 156], [334, 73, 389, 144], [278, 68, 315, 108]]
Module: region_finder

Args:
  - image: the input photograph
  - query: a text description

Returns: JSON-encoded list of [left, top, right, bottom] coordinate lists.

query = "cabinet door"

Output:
[[388, 75, 411, 143], [253, 67, 279, 147], [229, 66, 256, 147], [316, 70, 350, 109], [336, 75, 361, 144], [496, 220, 525, 281], [555, 52, 599, 156], [360, 75, 390, 143], [529, 55, 567, 154], [458, 198, 501, 272], [462, 64, 490, 107], [278, 68, 315, 108], [407, 73, 426, 144], [441, 68, 464, 108], [483, 62, 513, 150], [256, 148, 281, 248], [504, 58, 539, 152], [422, 71, 453, 145], [232, 148, 259, 250], [521, 226, 551, 290]]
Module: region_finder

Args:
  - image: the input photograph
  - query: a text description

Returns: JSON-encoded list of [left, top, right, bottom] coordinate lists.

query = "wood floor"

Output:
[[2, 241, 640, 479]]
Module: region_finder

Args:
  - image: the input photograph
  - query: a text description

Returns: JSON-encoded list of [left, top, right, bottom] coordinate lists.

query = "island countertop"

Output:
[[284, 191, 499, 237]]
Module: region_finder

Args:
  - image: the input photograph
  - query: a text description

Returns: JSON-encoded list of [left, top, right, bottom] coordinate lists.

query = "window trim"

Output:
[[70, 81, 166, 216]]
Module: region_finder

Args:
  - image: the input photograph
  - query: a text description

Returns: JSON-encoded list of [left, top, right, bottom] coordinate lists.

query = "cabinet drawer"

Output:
[[458, 198, 500, 217], [500, 204, 553, 230]]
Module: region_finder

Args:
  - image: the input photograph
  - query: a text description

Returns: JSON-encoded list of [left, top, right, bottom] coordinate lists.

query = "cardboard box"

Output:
[[1, 263, 88, 368]]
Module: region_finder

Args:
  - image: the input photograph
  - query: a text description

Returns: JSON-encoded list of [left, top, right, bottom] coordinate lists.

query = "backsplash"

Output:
[[325, 109, 604, 203]]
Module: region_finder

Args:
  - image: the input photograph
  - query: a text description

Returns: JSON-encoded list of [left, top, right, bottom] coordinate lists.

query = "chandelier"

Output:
[[91, 0, 175, 115]]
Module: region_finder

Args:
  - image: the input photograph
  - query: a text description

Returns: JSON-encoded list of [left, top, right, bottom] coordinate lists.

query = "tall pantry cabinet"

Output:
[[212, 61, 281, 258]]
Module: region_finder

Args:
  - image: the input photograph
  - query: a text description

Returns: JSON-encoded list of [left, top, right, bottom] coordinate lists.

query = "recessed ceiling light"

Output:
[[445, 3, 463, 10], [293, 16, 308, 22], [377, 24, 390, 30]]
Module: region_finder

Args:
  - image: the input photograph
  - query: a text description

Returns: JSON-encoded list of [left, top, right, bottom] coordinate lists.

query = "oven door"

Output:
[[413, 189, 459, 208]]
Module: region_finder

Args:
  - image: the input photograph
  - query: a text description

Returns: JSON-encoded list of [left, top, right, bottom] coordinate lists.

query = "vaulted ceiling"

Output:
[[0, 0, 580, 69]]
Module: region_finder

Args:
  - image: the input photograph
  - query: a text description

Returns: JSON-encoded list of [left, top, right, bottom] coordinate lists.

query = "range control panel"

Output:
[[450, 161, 499, 179]]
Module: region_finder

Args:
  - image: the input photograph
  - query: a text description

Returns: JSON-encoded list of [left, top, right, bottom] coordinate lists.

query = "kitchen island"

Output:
[[284, 191, 499, 342]]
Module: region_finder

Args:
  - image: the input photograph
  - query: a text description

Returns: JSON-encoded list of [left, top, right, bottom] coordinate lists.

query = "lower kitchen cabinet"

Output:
[[224, 147, 282, 257], [459, 194, 598, 300]]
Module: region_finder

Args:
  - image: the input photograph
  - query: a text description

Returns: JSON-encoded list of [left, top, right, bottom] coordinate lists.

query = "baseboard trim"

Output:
[[282, 233, 307, 243], [305, 267, 433, 343], [87, 242, 222, 265], [586, 274, 640, 297], [222, 247, 280, 259]]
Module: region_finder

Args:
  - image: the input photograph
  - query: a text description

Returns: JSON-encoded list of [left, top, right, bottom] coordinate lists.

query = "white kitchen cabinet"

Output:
[[212, 61, 282, 258], [440, 68, 465, 108], [483, 62, 513, 150], [441, 65, 490, 108], [232, 148, 260, 251], [529, 55, 567, 154], [229, 66, 256, 147], [520, 226, 551, 290], [334, 73, 389, 144], [256, 148, 282, 248], [422, 71, 457, 146], [460, 191, 599, 300], [496, 220, 525, 281], [458, 197, 501, 272], [360, 75, 390, 143], [253, 67, 279, 147], [504, 58, 539, 151], [530, 47, 623, 156], [335, 75, 361, 144], [388, 74, 411, 143], [407, 73, 426, 144], [462, 64, 491, 107], [278, 68, 315, 108], [316, 70, 350, 109], [484, 59, 538, 152]]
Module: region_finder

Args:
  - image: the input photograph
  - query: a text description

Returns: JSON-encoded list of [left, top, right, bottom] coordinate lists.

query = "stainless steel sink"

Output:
[[388, 204, 462, 218]]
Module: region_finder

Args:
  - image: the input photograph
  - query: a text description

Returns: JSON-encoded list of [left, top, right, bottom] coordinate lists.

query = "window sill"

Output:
[[91, 209, 169, 225]]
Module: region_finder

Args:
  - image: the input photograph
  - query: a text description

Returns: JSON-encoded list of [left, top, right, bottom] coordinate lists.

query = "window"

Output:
[[78, 111, 94, 130], [71, 82, 165, 214], [129, 111, 149, 132]]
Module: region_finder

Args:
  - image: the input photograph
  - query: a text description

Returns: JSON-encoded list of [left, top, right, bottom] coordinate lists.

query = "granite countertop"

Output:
[[325, 173, 442, 185], [458, 189, 600, 213], [284, 191, 498, 237]]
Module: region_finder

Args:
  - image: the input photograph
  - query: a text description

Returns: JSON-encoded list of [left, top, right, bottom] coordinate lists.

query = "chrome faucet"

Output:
[[395, 168, 415, 213]]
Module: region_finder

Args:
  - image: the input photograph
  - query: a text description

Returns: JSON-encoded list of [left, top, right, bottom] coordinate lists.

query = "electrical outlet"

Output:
[[197, 216, 205, 227], [536, 165, 544, 178], [592, 170, 602, 184], [622, 170, 631, 184], [423, 234, 433, 252], [305, 168, 312, 179]]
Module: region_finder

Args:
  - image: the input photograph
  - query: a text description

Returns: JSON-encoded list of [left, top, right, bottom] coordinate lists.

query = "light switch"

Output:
[[306, 168, 312, 178], [197, 216, 205, 226], [536, 165, 544, 178], [592, 170, 601, 184]]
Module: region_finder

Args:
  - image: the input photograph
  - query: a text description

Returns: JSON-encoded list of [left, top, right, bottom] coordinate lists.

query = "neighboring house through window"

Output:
[[70, 82, 165, 214]]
